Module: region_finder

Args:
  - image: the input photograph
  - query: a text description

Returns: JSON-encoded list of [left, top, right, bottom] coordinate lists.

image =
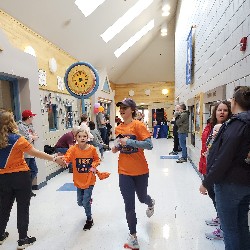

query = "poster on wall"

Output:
[[194, 93, 203, 136], [186, 28, 193, 85]]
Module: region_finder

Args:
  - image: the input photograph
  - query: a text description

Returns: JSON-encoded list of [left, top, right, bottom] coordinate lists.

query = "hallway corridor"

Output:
[[3, 139, 224, 250]]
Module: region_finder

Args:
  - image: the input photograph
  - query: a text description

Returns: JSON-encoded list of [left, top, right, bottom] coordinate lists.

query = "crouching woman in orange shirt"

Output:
[[112, 98, 154, 250], [0, 109, 66, 249]]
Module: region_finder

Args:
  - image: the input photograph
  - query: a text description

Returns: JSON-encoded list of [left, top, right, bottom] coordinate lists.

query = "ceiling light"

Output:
[[75, 0, 106, 17], [24, 46, 36, 57], [161, 23, 168, 36], [101, 0, 153, 43], [162, 11, 170, 16], [114, 19, 154, 58], [162, 89, 169, 95], [162, 0, 170, 16]]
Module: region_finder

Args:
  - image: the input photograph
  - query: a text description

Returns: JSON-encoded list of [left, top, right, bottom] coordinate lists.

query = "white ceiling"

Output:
[[0, 0, 177, 83]]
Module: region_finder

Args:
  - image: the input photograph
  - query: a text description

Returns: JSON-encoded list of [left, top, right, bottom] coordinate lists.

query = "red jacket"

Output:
[[198, 123, 213, 174]]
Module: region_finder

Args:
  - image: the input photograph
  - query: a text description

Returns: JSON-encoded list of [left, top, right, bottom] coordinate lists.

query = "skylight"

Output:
[[114, 19, 154, 58], [75, 0, 106, 17], [101, 0, 153, 43]]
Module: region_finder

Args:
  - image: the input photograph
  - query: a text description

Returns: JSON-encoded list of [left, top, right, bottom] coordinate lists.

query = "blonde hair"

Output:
[[0, 109, 19, 149], [74, 127, 89, 138]]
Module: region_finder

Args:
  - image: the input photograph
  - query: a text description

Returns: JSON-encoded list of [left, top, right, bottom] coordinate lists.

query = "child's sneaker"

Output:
[[146, 199, 155, 218], [83, 219, 94, 231], [17, 236, 36, 249], [205, 216, 220, 226], [0, 232, 9, 245], [205, 228, 223, 240], [124, 234, 139, 250]]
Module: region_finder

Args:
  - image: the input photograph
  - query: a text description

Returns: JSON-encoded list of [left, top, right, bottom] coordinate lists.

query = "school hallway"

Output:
[[4, 138, 225, 250]]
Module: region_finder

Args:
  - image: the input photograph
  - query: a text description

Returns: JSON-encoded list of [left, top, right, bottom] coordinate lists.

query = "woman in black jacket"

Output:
[[199, 86, 250, 250]]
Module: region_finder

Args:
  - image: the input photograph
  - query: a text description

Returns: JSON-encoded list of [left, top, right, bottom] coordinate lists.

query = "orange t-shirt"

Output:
[[0, 134, 32, 174], [64, 144, 100, 189], [115, 120, 151, 176]]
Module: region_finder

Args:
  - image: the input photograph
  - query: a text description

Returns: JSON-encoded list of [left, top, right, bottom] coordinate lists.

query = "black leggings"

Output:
[[0, 171, 31, 239]]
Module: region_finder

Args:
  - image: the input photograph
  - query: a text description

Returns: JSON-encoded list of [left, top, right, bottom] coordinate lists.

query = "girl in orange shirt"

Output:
[[63, 128, 101, 231], [112, 98, 154, 250]]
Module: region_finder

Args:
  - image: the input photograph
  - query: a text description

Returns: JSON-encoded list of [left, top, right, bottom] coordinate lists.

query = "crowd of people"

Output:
[[0, 86, 249, 250]]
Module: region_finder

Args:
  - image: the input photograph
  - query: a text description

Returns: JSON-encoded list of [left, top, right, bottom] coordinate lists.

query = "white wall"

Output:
[[0, 29, 47, 186], [175, 0, 250, 167], [117, 19, 175, 83], [175, 0, 250, 100]]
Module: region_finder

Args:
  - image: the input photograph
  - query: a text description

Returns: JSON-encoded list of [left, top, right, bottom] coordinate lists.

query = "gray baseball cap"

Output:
[[116, 98, 136, 109]]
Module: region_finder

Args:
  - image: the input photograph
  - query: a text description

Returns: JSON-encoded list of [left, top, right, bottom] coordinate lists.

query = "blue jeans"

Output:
[[97, 144, 104, 157], [215, 183, 250, 250], [98, 127, 107, 144], [178, 133, 188, 159], [25, 158, 38, 181], [77, 186, 94, 221], [119, 174, 153, 234]]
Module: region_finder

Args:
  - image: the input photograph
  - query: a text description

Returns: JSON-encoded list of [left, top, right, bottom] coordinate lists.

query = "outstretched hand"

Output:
[[54, 156, 67, 168]]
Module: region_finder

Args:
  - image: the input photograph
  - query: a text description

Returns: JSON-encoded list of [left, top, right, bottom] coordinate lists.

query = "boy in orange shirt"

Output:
[[63, 128, 109, 230], [112, 98, 154, 250]]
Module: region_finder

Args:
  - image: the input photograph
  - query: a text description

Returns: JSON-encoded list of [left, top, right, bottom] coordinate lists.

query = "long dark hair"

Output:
[[210, 100, 232, 127]]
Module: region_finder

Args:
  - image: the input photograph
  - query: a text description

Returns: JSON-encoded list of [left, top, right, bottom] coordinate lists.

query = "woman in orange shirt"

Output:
[[112, 98, 154, 250], [0, 109, 66, 249]]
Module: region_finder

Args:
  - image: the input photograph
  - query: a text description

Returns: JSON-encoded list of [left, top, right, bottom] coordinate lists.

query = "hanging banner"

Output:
[[186, 28, 193, 85]]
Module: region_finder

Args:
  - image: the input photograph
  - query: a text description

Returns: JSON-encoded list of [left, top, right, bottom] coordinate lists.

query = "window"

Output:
[[48, 104, 58, 131]]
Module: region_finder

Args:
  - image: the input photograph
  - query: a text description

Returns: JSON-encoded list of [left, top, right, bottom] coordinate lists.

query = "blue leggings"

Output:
[[119, 174, 153, 234]]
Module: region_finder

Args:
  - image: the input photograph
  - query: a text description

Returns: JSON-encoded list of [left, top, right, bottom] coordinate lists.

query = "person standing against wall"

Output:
[[200, 86, 250, 250], [169, 105, 181, 155], [175, 104, 190, 163], [18, 110, 39, 197], [96, 107, 107, 143]]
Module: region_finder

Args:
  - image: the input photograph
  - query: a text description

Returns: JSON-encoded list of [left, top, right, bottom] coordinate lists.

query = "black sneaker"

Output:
[[176, 158, 187, 163], [83, 219, 94, 231], [0, 232, 9, 245], [169, 151, 178, 155], [17, 236, 36, 249]]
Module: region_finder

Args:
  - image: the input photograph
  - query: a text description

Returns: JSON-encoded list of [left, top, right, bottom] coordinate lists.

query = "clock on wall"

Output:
[[64, 62, 99, 99], [48, 58, 57, 73]]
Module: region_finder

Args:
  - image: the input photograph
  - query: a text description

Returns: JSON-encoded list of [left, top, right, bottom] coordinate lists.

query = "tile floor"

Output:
[[3, 139, 227, 250]]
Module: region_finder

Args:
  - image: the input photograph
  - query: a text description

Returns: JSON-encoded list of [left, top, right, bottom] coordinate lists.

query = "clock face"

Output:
[[66, 64, 96, 96]]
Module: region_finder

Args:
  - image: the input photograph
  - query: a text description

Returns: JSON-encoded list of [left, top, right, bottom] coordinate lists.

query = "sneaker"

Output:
[[176, 157, 187, 163], [83, 219, 94, 231], [205, 228, 223, 240], [17, 236, 36, 249], [169, 151, 178, 155], [0, 232, 9, 245], [124, 234, 140, 250], [146, 199, 155, 218], [205, 217, 220, 226]]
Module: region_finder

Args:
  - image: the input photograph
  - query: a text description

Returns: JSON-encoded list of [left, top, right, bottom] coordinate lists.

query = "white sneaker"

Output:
[[146, 199, 155, 218], [205, 216, 220, 226], [205, 228, 224, 240], [124, 234, 139, 250]]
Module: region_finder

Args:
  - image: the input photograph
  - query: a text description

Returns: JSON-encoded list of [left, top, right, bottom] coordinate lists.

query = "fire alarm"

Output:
[[240, 37, 247, 51]]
